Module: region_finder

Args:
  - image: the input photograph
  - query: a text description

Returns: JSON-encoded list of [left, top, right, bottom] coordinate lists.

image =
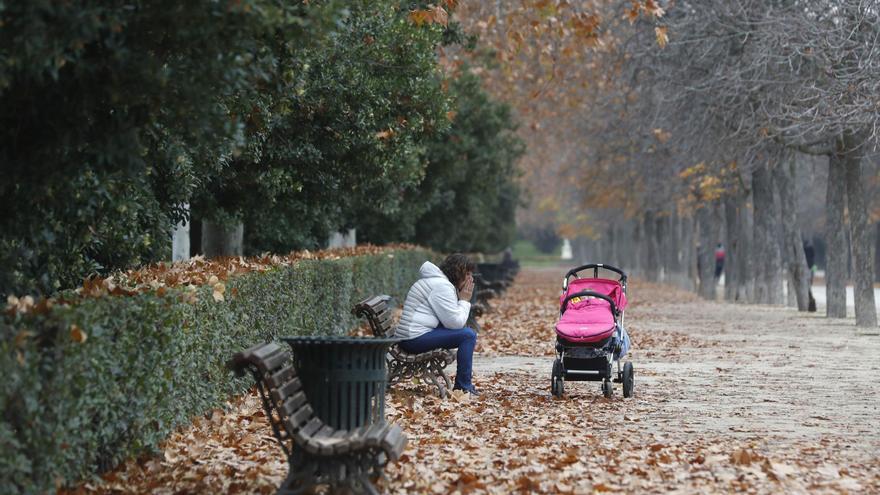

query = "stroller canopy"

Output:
[[555, 279, 627, 343]]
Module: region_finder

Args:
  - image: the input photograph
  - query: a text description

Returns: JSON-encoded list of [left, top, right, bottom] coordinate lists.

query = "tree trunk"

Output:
[[735, 188, 755, 303], [723, 195, 739, 302], [643, 212, 660, 281], [202, 220, 244, 257], [632, 219, 643, 277], [172, 203, 191, 262], [685, 214, 698, 291], [606, 225, 617, 266], [752, 164, 784, 304], [875, 221, 880, 283], [658, 213, 673, 282], [773, 157, 810, 311], [826, 152, 848, 318], [696, 205, 716, 300], [841, 133, 878, 327]]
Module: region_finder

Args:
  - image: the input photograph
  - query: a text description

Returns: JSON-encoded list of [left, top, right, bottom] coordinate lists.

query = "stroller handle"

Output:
[[564, 263, 627, 283], [560, 290, 618, 318]]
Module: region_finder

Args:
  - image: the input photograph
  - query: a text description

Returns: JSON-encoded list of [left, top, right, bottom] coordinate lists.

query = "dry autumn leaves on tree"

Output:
[[1, 1, 879, 494]]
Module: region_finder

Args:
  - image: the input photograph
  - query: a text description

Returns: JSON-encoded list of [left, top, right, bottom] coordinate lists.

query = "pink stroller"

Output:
[[551, 263, 634, 398]]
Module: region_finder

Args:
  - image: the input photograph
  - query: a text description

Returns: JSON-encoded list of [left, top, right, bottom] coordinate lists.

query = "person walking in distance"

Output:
[[714, 243, 726, 282]]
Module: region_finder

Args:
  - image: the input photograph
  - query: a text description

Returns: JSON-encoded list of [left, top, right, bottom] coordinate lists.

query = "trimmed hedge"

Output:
[[0, 249, 433, 494]]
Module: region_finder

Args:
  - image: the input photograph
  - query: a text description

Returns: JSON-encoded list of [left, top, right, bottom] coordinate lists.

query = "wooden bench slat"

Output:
[[315, 425, 335, 438], [297, 418, 326, 455], [364, 421, 391, 449], [349, 425, 369, 450], [300, 417, 324, 438], [267, 365, 296, 388], [251, 342, 284, 361], [314, 425, 338, 455], [364, 294, 390, 307], [256, 348, 289, 374], [309, 429, 348, 456], [382, 424, 407, 460], [330, 430, 352, 455], [271, 378, 303, 404], [287, 404, 313, 431], [279, 391, 308, 418]]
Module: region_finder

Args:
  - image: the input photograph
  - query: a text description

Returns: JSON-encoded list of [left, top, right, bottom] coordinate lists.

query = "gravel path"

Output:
[[474, 291, 880, 442]]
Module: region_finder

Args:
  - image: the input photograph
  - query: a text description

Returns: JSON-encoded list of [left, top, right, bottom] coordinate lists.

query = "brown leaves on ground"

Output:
[[72, 371, 879, 494], [62, 394, 287, 495], [383, 374, 879, 494], [66, 268, 880, 494], [477, 268, 705, 357]]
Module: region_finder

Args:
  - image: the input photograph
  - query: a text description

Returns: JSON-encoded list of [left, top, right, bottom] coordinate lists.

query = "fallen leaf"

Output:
[[655, 26, 669, 48], [70, 324, 87, 343]]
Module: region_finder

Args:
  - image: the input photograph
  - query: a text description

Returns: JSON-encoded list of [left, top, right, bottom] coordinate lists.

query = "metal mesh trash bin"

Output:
[[281, 336, 398, 431]]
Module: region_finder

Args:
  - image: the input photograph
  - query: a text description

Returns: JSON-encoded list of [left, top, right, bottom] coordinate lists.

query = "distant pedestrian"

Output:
[[804, 240, 817, 312], [803, 240, 816, 285], [714, 243, 725, 281]]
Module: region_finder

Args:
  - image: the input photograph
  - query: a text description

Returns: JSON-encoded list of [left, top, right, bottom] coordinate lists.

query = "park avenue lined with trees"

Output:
[[2, 1, 879, 494]]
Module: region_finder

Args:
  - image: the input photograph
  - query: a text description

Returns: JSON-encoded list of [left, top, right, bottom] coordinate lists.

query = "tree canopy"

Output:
[[0, 1, 525, 297]]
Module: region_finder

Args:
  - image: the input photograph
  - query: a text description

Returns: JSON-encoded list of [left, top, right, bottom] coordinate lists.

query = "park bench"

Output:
[[229, 342, 406, 495], [472, 272, 501, 316], [353, 295, 456, 398], [471, 260, 519, 316], [476, 262, 517, 289]]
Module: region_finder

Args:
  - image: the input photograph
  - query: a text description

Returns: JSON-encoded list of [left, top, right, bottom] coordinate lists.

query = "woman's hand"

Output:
[[458, 273, 474, 301]]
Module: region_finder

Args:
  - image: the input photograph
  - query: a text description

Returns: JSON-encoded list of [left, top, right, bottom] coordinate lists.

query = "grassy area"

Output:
[[511, 240, 569, 268]]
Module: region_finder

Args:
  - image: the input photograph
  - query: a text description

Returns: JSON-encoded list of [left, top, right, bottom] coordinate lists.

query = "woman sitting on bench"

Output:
[[395, 253, 479, 395]]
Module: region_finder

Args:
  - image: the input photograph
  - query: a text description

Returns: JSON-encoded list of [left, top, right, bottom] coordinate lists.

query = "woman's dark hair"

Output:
[[439, 253, 476, 290]]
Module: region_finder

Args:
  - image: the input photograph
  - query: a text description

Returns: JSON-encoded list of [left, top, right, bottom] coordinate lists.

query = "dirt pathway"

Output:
[[77, 268, 880, 494]]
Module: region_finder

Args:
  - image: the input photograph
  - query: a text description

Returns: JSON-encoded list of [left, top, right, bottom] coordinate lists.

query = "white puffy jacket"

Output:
[[395, 261, 471, 340]]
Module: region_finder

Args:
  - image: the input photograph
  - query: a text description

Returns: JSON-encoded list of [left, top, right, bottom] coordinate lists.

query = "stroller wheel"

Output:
[[551, 359, 565, 398], [602, 379, 613, 398], [622, 362, 634, 398]]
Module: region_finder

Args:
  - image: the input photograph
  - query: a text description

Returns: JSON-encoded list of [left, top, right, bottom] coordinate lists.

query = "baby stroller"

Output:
[[551, 263, 634, 399]]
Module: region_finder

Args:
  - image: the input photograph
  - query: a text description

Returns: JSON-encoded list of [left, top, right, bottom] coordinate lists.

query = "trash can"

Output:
[[281, 336, 398, 431]]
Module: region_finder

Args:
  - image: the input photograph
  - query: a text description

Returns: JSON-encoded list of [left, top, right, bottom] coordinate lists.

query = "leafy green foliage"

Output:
[[0, 1, 340, 296], [521, 225, 563, 254], [0, 248, 430, 494], [359, 71, 525, 253], [189, 0, 451, 254]]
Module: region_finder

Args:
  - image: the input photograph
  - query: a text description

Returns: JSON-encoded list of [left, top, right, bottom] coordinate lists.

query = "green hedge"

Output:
[[0, 249, 432, 494]]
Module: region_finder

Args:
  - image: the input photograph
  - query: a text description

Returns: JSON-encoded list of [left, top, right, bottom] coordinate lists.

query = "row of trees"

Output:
[[455, 1, 878, 327], [0, 1, 524, 297], [618, 0, 880, 328]]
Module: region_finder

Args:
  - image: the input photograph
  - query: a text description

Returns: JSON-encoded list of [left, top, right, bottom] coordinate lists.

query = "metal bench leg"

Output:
[[279, 453, 327, 495], [278, 465, 316, 495], [425, 363, 447, 399], [437, 363, 452, 393], [355, 475, 380, 495], [388, 360, 404, 385]]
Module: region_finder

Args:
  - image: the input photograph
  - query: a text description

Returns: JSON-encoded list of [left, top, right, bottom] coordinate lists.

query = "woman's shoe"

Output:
[[453, 386, 480, 396]]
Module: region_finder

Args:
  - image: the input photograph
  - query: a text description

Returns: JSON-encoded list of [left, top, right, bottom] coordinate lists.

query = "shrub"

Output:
[[0, 248, 433, 494]]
